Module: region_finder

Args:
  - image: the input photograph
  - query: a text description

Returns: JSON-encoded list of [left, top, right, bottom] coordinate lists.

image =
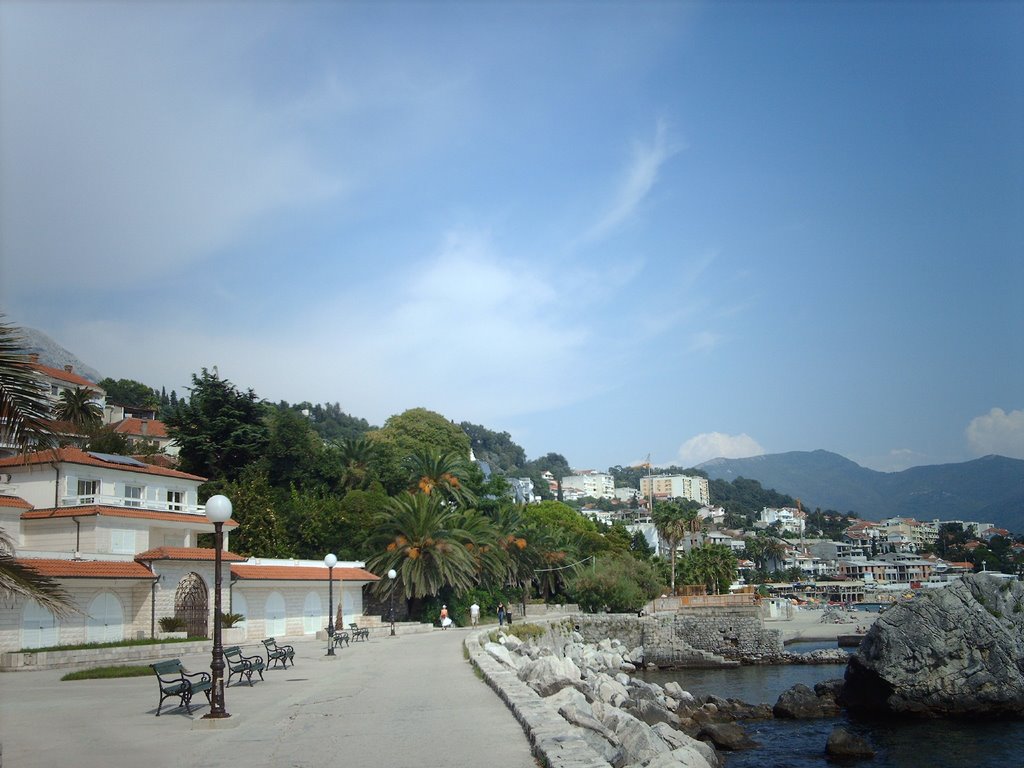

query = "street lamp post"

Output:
[[325, 553, 338, 656], [203, 494, 232, 720], [388, 569, 397, 636]]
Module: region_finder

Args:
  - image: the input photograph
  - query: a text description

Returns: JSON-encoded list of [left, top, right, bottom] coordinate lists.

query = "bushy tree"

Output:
[[165, 368, 270, 482], [98, 377, 159, 409], [568, 555, 662, 613]]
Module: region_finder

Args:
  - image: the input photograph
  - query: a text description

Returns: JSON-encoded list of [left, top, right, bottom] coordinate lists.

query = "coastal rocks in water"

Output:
[[696, 722, 759, 750], [773, 683, 841, 719], [841, 573, 1024, 718], [825, 727, 875, 759]]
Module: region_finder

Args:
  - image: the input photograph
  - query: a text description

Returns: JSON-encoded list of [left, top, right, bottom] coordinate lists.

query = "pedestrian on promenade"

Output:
[[440, 604, 451, 629], [506, 603, 513, 627], [470, 602, 480, 626], [497, 602, 505, 627]]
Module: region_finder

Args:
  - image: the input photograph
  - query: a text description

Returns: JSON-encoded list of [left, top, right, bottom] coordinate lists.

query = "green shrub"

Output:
[[567, 554, 661, 613], [158, 616, 186, 632], [220, 612, 245, 628]]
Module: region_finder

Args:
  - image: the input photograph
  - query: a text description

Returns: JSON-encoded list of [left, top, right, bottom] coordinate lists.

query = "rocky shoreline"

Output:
[[465, 574, 1024, 767], [466, 620, 851, 768]]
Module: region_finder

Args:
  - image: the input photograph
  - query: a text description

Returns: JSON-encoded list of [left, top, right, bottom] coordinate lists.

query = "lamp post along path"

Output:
[[203, 494, 232, 720], [325, 553, 337, 656], [388, 569, 397, 636]]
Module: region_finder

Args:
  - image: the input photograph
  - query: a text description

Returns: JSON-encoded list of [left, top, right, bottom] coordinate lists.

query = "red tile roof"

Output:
[[22, 504, 238, 528], [20, 558, 155, 579], [30, 361, 101, 390], [0, 495, 32, 510], [0, 446, 205, 481], [135, 546, 247, 562], [231, 564, 380, 582], [111, 418, 169, 439]]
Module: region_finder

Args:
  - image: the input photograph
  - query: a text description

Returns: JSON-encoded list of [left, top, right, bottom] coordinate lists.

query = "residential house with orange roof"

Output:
[[0, 448, 377, 655]]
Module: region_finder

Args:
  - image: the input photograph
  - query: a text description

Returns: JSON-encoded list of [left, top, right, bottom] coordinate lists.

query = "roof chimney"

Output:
[[64, 364, 74, 373], [141, 421, 148, 435]]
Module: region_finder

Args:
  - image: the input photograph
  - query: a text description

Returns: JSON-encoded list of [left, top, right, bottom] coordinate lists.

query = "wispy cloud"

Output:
[[582, 119, 683, 243]]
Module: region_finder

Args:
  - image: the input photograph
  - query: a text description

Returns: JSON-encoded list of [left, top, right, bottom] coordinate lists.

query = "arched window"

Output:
[[265, 592, 286, 637], [21, 601, 59, 649], [302, 591, 322, 635], [86, 592, 124, 643], [231, 590, 249, 637]]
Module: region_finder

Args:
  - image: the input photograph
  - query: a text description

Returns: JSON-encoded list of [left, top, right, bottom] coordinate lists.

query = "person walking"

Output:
[[470, 602, 480, 626], [497, 602, 505, 627], [506, 603, 513, 627], [440, 604, 451, 629]]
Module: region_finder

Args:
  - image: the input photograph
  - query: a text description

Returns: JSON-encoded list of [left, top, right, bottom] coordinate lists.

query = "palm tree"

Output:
[[366, 492, 477, 611], [653, 501, 689, 594], [0, 315, 55, 453], [405, 448, 476, 507], [337, 435, 376, 491], [0, 317, 76, 615], [55, 386, 102, 431], [684, 543, 737, 595], [0, 530, 76, 617]]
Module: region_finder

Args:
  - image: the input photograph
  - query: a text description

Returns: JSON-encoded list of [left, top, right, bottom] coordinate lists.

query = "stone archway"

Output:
[[175, 572, 209, 638]]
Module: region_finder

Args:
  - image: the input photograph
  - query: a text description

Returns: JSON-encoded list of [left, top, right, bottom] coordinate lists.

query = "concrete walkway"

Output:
[[0, 627, 537, 768]]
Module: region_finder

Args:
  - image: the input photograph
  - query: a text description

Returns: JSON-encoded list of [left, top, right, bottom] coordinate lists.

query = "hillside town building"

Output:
[[639, 474, 710, 506]]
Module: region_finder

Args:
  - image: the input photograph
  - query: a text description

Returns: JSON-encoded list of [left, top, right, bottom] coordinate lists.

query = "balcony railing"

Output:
[[60, 494, 204, 515]]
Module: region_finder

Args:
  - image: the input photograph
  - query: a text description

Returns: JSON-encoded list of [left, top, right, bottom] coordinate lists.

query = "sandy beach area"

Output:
[[765, 606, 876, 644]]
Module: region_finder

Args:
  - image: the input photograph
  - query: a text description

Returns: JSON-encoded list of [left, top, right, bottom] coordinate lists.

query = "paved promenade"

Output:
[[0, 627, 537, 768]]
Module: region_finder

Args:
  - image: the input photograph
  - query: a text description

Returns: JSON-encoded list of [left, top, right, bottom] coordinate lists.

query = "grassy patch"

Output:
[[23, 637, 205, 653], [61, 665, 153, 681]]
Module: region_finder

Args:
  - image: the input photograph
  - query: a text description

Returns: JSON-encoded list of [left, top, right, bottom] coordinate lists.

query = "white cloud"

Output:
[[674, 432, 765, 466], [64, 230, 626, 428], [583, 118, 682, 242], [965, 408, 1024, 459]]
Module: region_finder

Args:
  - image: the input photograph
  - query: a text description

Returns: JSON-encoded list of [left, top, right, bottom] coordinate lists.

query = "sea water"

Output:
[[638, 643, 1023, 768]]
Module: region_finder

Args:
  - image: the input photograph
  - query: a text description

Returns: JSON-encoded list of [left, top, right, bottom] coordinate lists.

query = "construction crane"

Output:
[[631, 454, 654, 515]]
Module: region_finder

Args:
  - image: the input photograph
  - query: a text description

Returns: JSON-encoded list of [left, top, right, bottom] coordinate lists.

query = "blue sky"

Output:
[[2, 1, 1022, 473]]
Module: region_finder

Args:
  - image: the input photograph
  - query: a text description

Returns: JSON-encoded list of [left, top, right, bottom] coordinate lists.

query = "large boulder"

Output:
[[773, 683, 840, 719], [517, 654, 585, 697], [825, 727, 875, 759], [842, 574, 1024, 718]]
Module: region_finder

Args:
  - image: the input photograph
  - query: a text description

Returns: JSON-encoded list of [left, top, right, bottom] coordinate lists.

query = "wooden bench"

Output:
[[225, 645, 265, 686], [348, 623, 370, 642], [331, 630, 350, 649], [150, 659, 212, 716], [262, 637, 295, 669]]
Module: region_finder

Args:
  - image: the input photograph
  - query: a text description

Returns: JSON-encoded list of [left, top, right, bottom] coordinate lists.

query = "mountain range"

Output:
[[698, 450, 1024, 533]]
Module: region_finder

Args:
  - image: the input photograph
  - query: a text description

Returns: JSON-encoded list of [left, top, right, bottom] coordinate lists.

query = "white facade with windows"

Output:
[[0, 448, 378, 657], [560, 471, 615, 499], [639, 474, 711, 506]]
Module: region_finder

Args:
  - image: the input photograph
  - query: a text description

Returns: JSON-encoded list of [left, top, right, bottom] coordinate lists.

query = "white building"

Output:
[[759, 506, 806, 536], [560, 471, 615, 500], [0, 448, 378, 655], [639, 474, 710, 506]]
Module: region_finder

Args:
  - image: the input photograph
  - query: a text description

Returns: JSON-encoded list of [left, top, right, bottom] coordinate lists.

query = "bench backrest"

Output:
[[224, 646, 241, 658], [151, 659, 185, 679], [262, 638, 277, 649]]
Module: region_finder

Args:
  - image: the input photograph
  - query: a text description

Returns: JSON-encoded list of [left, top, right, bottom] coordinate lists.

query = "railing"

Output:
[[59, 494, 203, 515]]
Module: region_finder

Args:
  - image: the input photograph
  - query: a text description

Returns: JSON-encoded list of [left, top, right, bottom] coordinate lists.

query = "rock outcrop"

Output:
[[842, 573, 1024, 718]]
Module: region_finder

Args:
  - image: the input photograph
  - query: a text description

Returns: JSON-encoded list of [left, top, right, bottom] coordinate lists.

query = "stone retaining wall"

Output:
[[572, 608, 782, 665]]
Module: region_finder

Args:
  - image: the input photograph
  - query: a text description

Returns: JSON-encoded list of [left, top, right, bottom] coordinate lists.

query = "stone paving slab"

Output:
[[0, 628, 538, 768]]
